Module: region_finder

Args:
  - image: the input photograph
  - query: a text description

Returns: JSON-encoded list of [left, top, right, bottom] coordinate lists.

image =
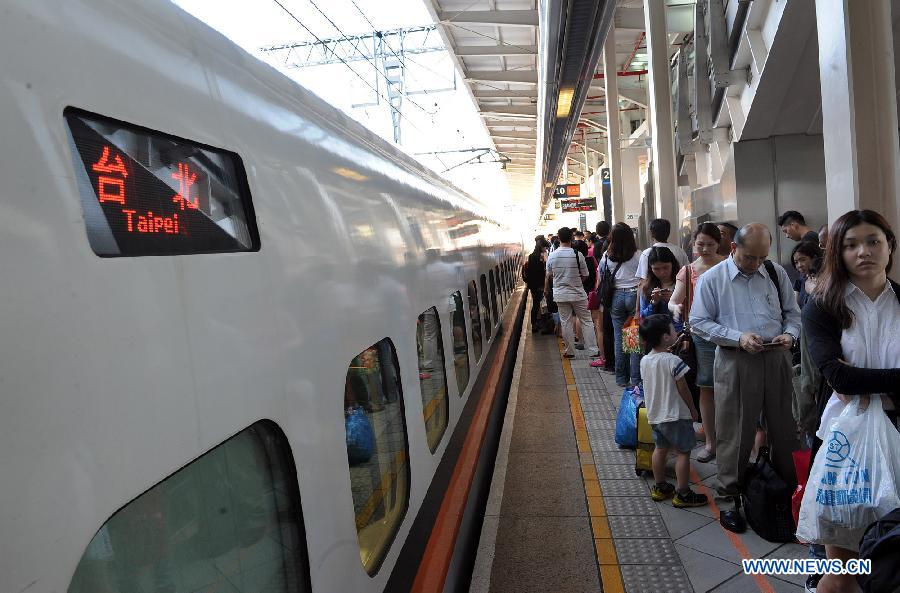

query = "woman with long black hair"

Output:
[[596, 223, 642, 387], [802, 210, 900, 593], [638, 246, 681, 326]]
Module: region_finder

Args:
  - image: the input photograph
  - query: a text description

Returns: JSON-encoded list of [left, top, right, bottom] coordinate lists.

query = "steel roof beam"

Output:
[[456, 45, 537, 56], [466, 70, 539, 84], [480, 105, 538, 116], [439, 10, 538, 27], [473, 89, 538, 99]]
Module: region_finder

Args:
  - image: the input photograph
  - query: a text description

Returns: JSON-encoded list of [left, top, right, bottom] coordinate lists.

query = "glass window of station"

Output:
[[343, 339, 409, 574], [450, 291, 470, 395], [467, 281, 483, 362], [416, 308, 449, 452], [67, 421, 312, 593]]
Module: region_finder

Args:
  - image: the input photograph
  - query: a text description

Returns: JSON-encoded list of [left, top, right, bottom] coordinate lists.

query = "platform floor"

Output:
[[472, 301, 808, 593]]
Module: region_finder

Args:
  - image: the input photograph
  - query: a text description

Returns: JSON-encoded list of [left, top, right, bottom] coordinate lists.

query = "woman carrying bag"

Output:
[[668, 223, 725, 463], [597, 223, 642, 387], [799, 210, 900, 593]]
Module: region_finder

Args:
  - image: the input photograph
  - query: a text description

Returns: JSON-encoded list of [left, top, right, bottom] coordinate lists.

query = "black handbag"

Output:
[[858, 507, 900, 593], [597, 256, 622, 309], [741, 447, 795, 543]]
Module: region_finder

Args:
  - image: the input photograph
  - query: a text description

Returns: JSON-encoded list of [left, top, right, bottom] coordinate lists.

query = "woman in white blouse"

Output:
[[802, 209, 900, 593], [597, 223, 643, 387]]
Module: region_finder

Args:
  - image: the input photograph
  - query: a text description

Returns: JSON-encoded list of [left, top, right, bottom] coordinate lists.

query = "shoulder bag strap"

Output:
[[763, 260, 786, 323]]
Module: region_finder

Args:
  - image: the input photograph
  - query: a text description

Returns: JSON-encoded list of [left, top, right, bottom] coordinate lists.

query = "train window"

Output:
[[479, 275, 492, 340], [467, 282, 483, 362], [449, 291, 470, 394], [504, 263, 510, 298], [64, 108, 259, 257], [344, 339, 409, 574], [489, 269, 499, 325], [416, 308, 449, 452], [67, 421, 312, 593]]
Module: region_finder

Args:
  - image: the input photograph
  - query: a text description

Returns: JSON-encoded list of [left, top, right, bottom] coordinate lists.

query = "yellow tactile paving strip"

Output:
[[559, 339, 626, 593]]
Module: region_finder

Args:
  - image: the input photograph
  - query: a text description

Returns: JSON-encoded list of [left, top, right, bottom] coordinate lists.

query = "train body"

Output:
[[0, 1, 523, 591]]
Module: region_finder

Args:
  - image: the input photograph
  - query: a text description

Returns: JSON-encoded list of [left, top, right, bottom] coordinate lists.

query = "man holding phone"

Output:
[[689, 223, 801, 534]]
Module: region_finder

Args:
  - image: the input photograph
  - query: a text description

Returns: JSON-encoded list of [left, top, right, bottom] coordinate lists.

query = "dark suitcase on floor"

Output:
[[635, 403, 654, 475]]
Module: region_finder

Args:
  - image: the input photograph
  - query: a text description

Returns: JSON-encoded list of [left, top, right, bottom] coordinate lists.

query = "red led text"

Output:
[[92, 146, 128, 204], [172, 163, 199, 210], [122, 210, 180, 234]]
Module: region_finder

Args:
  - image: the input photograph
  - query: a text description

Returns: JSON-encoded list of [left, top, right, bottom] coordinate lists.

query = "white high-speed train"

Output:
[[0, 1, 525, 592]]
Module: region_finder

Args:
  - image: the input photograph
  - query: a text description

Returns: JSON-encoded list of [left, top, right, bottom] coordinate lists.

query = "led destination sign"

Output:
[[560, 197, 597, 212], [65, 109, 259, 257]]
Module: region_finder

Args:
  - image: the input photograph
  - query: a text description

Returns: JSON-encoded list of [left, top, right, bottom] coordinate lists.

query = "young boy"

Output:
[[638, 314, 708, 508]]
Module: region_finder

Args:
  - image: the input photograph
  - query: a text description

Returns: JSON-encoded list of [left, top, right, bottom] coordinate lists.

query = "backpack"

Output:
[[741, 447, 795, 542], [857, 507, 900, 593], [597, 256, 622, 309], [582, 255, 597, 293], [524, 251, 546, 289]]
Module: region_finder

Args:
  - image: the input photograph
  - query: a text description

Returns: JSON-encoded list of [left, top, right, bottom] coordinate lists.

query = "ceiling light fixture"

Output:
[[556, 87, 575, 118]]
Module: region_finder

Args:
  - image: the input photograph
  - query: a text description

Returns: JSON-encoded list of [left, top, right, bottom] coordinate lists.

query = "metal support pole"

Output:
[[603, 29, 624, 223], [644, 0, 679, 224]]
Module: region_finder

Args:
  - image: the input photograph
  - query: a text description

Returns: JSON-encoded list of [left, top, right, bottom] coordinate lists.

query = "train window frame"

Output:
[[66, 420, 312, 593], [467, 281, 483, 362], [63, 107, 261, 257], [489, 269, 499, 326], [416, 307, 450, 452], [479, 274, 492, 341], [343, 338, 411, 575], [449, 291, 470, 395]]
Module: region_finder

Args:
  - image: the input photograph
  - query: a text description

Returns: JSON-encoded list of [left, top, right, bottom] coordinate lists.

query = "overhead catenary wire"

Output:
[[270, 0, 454, 168], [302, 0, 438, 116], [346, 0, 538, 97]]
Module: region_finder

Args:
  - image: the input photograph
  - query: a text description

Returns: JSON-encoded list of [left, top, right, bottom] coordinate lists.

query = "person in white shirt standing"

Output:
[[635, 219, 691, 284], [639, 314, 708, 508], [544, 227, 600, 359], [689, 223, 801, 534]]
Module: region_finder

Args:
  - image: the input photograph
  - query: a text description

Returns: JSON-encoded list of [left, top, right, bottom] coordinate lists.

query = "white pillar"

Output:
[[644, 0, 679, 224], [816, 0, 900, 255], [603, 30, 624, 224], [621, 148, 643, 227]]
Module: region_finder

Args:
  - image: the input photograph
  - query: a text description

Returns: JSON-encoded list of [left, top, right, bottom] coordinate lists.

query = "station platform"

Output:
[[471, 301, 809, 593]]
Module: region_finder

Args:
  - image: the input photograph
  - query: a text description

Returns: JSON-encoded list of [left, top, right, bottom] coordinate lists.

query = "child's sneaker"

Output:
[[673, 489, 708, 508], [650, 482, 675, 501]]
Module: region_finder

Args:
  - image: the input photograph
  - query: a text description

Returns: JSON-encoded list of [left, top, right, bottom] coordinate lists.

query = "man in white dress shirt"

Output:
[[689, 223, 801, 534]]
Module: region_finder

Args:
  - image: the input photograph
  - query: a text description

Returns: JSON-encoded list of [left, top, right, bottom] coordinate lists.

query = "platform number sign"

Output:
[[65, 108, 259, 257], [554, 184, 580, 198]]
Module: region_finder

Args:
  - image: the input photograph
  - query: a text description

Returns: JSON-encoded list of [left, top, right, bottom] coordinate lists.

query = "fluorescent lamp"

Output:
[[556, 87, 574, 118]]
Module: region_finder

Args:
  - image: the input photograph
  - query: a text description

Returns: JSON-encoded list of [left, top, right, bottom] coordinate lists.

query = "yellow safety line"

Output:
[[355, 450, 408, 531], [559, 338, 625, 593]]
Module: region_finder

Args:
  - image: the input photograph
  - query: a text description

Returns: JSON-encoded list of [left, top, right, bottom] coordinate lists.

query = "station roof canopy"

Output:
[[420, 0, 540, 199], [538, 0, 616, 207]]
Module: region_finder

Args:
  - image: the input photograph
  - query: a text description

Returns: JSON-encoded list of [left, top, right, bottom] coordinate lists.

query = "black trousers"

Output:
[[528, 288, 543, 327], [602, 307, 615, 367]]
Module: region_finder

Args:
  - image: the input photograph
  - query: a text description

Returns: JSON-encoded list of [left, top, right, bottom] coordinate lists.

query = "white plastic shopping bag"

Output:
[[796, 395, 900, 550]]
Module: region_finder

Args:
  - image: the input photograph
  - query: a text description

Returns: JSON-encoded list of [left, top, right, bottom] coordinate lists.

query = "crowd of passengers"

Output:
[[522, 209, 899, 593]]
